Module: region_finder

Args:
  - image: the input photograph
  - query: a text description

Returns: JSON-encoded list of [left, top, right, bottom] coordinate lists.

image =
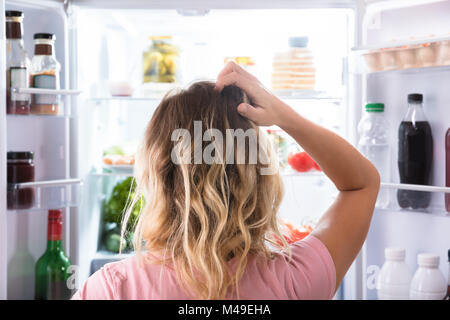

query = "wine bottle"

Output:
[[35, 209, 73, 300]]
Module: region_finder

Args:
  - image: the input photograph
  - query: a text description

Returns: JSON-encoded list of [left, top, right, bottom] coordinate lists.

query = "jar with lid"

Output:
[[5, 10, 31, 115], [31, 33, 61, 115], [142, 36, 180, 83], [7, 151, 35, 210]]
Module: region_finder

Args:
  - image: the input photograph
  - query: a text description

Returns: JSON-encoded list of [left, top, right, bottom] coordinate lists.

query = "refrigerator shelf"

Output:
[[352, 36, 450, 52], [364, 64, 450, 76], [6, 114, 71, 119], [374, 206, 450, 217], [92, 171, 133, 178], [274, 90, 342, 101], [90, 96, 161, 102], [7, 178, 83, 212], [380, 182, 450, 194], [11, 88, 82, 95], [89, 90, 342, 104]]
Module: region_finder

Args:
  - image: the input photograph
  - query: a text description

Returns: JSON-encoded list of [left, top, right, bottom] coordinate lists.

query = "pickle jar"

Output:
[[142, 36, 180, 83]]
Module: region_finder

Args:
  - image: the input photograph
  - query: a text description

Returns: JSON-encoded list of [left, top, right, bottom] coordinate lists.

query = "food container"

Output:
[[437, 40, 450, 66], [7, 151, 35, 209], [379, 48, 401, 71], [363, 51, 383, 72], [397, 46, 418, 69], [416, 42, 438, 67], [142, 36, 180, 83]]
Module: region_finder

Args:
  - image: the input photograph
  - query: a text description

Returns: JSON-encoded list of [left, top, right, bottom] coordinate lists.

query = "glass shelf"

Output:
[[89, 96, 161, 102], [89, 89, 343, 104], [12, 88, 81, 95], [352, 35, 450, 52], [380, 182, 450, 194], [374, 182, 450, 217], [7, 178, 83, 212], [6, 114, 71, 119], [274, 89, 343, 101]]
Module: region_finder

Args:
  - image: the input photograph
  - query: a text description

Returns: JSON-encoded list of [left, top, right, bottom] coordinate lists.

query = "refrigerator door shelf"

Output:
[[11, 88, 82, 96], [7, 178, 82, 213], [374, 183, 450, 216], [381, 182, 450, 194]]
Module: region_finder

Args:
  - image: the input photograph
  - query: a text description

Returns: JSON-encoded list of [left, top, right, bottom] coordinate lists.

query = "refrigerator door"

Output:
[[354, 0, 450, 300], [0, 0, 81, 299]]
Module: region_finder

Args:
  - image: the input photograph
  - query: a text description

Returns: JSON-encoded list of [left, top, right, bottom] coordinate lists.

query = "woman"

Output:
[[73, 62, 380, 300]]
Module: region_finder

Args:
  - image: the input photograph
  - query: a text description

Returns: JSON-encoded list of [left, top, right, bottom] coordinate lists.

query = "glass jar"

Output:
[[5, 10, 31, 115], [7, 151, 35, 210], [31, 33, 61, 115], [142, 36, 180, 83]]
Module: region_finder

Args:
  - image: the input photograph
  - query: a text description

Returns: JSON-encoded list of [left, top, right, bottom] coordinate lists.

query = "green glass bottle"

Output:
[[35, 209, 73, 300]]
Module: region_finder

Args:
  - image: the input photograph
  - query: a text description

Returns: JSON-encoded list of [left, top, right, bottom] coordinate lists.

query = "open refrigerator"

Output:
[[0, 0, 449, 300]]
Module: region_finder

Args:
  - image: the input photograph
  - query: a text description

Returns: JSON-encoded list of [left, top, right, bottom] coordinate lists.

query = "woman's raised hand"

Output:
[[215, 61, 289, 127]]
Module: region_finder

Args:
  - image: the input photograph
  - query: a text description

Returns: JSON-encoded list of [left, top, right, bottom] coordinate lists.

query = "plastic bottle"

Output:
[[397, 93, 433, 209], [376, 248, 412, 300], [358, 103, 390, 208], [410, 253, 447, 300]]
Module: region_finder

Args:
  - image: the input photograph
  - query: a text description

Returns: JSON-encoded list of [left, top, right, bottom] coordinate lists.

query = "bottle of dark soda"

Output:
[[397, 93, 433, 209]]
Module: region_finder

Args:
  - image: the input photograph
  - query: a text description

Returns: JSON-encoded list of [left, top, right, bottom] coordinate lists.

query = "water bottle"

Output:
[[358, 103, 390, 208]]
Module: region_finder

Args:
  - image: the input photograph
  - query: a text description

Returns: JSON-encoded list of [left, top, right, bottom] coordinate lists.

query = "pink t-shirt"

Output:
[[72, 235, 336, 300]]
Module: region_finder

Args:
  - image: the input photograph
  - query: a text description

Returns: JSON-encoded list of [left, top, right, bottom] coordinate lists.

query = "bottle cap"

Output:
[[289, 36, 309, 48], [385, 247, 405, 261], [48, 209, 62, 219], [7, 151, 34, 160], [408, 93, 423, 103], [417, 253, 440, 267], [34, 33, 55, 40], [5, 10, 23, 17], [365, 103, 384, 112]]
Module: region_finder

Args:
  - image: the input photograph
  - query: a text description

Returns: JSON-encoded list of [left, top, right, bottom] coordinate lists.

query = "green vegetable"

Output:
[[104, 231, 127, 253], [103, 145, 125, 156], [103, 177, 143, 230]]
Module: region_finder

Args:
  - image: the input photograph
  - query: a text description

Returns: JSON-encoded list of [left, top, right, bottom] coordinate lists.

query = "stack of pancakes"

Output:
[[271, 37, 315, 90]]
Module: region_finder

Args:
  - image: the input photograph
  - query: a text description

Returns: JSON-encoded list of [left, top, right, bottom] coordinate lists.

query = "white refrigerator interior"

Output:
[[355, 1, 450, 300], [0, 0, 449, 300]]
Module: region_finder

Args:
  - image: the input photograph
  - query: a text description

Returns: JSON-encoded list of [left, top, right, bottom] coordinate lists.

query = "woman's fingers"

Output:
[[215, 71, 255, 94], [237, 103, 264, 124], [215, 61, 256, 91]]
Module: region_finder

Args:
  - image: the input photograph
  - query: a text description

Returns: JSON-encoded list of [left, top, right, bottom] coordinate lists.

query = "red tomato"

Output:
[[288, 152, 315, 172]]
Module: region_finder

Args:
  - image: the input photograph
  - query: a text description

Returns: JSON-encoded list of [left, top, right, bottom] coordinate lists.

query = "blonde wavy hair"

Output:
[[122, 81, 288, 299]]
